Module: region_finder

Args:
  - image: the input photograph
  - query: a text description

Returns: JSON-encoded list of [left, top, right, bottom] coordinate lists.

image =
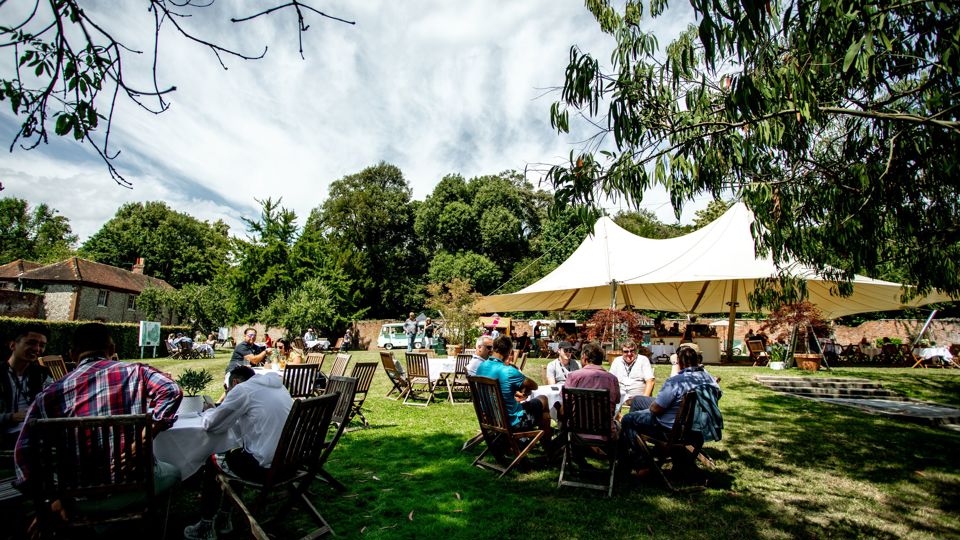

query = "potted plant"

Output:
[[759, 301, 832, 371], [176, 368, 215, 415], [768, 343, 787, 370]]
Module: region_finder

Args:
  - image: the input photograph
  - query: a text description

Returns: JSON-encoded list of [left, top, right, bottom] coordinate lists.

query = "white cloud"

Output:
[[2, 0, 708, 242]]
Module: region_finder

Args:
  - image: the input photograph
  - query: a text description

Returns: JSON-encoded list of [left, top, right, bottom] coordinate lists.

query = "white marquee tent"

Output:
[[476, 203, 952, 321]]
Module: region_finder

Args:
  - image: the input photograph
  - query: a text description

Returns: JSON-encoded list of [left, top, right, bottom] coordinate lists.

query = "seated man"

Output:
[[563, 341, 620, 436], [184, 366, 292, 539], [173, 332, 194, 348], [608, 339, 655, 403], [224, 327, 271, 386], [14, 323, 182, 494], [466, 335, 493, 376], [620, 346, 721, 467], [545, 341, 580, 384], [476, 335, 552, 443], [1, 325, 53, 448]]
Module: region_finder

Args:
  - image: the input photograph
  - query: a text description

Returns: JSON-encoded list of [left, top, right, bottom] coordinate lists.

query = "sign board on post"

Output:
[[139, 321, 161, 359]]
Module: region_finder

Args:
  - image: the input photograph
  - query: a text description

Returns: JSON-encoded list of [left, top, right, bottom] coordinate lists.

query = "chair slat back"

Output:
[[379, 351, 400, 376], [266, 394, 338, 487], [746, 340, 766, 355], [514, 351, 528, 371], [282, 364, 320, 398], [560, 386, 612, 438], [454, 354, 472, 377], [304, 352, 325, 370], [329, 353, 351, 378], [467, 376, 510, 435], [39, 355, 68, 380], [31, 414, 154, 502], [324, 376, 359, 426], [292, 337, 306, 351], [669, 390, 699, 443], [350, 362, 378, 396], [405, 353, 430, 380]]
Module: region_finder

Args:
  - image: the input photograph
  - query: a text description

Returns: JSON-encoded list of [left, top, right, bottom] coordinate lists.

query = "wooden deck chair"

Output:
[[39, 355, 68, 380], [441, 354, 473, 405], [379, 351, 409, 399], [558, 387, 618, 497], [403, 352, 436, 407], [217, 394, 339, 539], [746, 340, 768, 367], [304, 352, 325, 367], [25, 414, 163, 537], [879, 343, 901, 364], [347, 362, 378, 427], [317, 376, 359, 491], [467, 376, 544, 478], [636, 387, 720, 492], [292, 337, 306, 353], [512, 351, 528, 371], [165, 340, 182, 359], [329, 353, 351, 378], [283, 363, 321, 398]]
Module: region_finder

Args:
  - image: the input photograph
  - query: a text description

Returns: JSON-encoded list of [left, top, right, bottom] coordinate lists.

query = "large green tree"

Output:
[[549, 0, 959, 300], [313, 162, 423, 318], [80, 201, 229, 288], [0, 197, 76, 263]]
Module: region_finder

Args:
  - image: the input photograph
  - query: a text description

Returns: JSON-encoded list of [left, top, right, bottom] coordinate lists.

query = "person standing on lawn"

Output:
[[404, 312, 418, 352]]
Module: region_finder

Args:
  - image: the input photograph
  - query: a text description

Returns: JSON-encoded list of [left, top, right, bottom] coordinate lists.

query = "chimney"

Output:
[[132, 257, 145, 274]]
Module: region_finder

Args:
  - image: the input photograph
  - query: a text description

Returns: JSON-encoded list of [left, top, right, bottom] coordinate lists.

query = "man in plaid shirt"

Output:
[[14, 322, 183, 491]]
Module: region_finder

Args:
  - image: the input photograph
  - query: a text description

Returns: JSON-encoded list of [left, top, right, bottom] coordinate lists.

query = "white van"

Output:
[[377, 322, 422, 349]]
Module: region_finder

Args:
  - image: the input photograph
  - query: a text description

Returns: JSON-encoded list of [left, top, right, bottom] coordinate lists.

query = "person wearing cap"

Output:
[[609, 339, 655, 402], [668, 342, 700, 376], [545, 341, 580, 384]]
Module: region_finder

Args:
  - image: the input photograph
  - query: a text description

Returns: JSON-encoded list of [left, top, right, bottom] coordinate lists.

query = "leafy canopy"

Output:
[[549, 0, 960, 301], [0, 197, 76, 263]]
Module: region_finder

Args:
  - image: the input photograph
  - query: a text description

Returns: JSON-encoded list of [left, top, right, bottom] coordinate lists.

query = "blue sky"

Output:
[[1, 0, 707, 242]]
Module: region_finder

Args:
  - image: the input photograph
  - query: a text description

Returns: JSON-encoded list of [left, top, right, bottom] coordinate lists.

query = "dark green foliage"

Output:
[[80, 201, 230, 288], [0, 317, 189, 359], [614, 209, 689, 239], [0, 197, 77, 263], [427, 252, 502, 295], [549, 0, 960, 301], [175, 368, 214, 396]]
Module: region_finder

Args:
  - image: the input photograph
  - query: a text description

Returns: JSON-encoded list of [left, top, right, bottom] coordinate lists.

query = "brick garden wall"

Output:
[[0, 290, 42, 318]]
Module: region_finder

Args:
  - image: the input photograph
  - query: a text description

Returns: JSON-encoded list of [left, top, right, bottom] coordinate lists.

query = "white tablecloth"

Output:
[[154, 414, 240, 480], [428, 357, 456, 382], [915, 347, 955, 361], [528, 383, 628, 421], [862, 346, 881, 359], [305, 340, 331, 350], [649, 344, 676, 359]]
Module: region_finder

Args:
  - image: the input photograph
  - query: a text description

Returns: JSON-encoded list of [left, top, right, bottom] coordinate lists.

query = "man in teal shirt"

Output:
[[476, 335, 552, 442]]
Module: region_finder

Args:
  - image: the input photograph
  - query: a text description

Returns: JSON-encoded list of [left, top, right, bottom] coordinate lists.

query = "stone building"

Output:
[[2, 257, 177, 324]]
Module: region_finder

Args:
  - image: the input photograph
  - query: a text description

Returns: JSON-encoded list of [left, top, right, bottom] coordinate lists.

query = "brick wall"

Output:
[[702, 318, 960, 346], [0, 290, 42, 318]]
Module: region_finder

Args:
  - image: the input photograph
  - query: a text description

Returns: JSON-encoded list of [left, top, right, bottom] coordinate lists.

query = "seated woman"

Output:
[[273, 338, 303, 366]]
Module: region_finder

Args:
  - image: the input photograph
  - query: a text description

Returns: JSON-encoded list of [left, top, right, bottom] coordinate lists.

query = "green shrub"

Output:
[[0, 317, 190, 359], [175, 368, 215, 396]]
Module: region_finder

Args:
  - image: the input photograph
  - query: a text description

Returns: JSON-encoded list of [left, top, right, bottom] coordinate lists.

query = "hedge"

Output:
[[1, 317, 191, 360]]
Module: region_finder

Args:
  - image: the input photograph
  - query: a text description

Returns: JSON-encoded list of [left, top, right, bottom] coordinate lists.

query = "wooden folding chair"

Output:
[[25, 414, 163, 537], [347, 362, 378, 427], [329, 353, 351, 378], [39, 355, 68, 380], [558, 387, 618, 497], [512, 351, 528, 371], [879, 343, 901, 364], [379, 351, 409, 399], [440, 354, 472, 404], [318, 376, 359, 491], [746, 339, 768, 367], [304, 352, 325, 370], [403, 352, 436, 407], [217, 394, 339, 539], [636, 387, 720, 492], [282, 363, 321, 398], [467, 376, 544, 478]]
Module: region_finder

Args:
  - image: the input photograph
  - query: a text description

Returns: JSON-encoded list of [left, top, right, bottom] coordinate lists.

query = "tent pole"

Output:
[[725, 281, 739, 363], [609, 280, 618, 347], [913, 309, 937, 346]]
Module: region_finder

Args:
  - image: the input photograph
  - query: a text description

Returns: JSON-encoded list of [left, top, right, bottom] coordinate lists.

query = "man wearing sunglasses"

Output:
[[466, 335, 493, 376], [609, 339, 655, 404], [545, 341, 580, 384], [225, 328, 271, 383]]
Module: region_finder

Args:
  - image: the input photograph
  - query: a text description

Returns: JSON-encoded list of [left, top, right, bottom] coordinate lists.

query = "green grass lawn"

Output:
[[144, 352, 960, 539]]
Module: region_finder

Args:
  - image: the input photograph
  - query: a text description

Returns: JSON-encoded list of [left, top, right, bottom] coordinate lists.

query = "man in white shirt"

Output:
[[609, 339, 655, 404], [184, 366, 292, 540], [467, 335, 493, 376], [545, 341, 580, 384]]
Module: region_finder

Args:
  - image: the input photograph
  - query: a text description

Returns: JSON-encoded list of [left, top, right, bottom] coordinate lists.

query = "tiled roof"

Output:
[[0, 259, 44, 281], [18, 257, 174, 293]]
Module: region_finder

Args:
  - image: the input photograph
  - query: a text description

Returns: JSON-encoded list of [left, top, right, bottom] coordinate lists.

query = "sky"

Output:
[[1, 0, 707, 242]]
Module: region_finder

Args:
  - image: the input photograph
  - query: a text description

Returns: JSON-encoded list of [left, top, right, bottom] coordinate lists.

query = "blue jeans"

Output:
[[620, 407, 665, 461], [407, 333, 415, 352]]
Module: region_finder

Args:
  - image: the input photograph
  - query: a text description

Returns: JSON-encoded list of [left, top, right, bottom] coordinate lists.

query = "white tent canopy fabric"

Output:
[[476, 203, 952, 319]]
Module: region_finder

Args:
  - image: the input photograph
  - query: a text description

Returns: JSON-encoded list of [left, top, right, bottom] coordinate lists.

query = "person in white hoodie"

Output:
[[184, 366, 292, 540]]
